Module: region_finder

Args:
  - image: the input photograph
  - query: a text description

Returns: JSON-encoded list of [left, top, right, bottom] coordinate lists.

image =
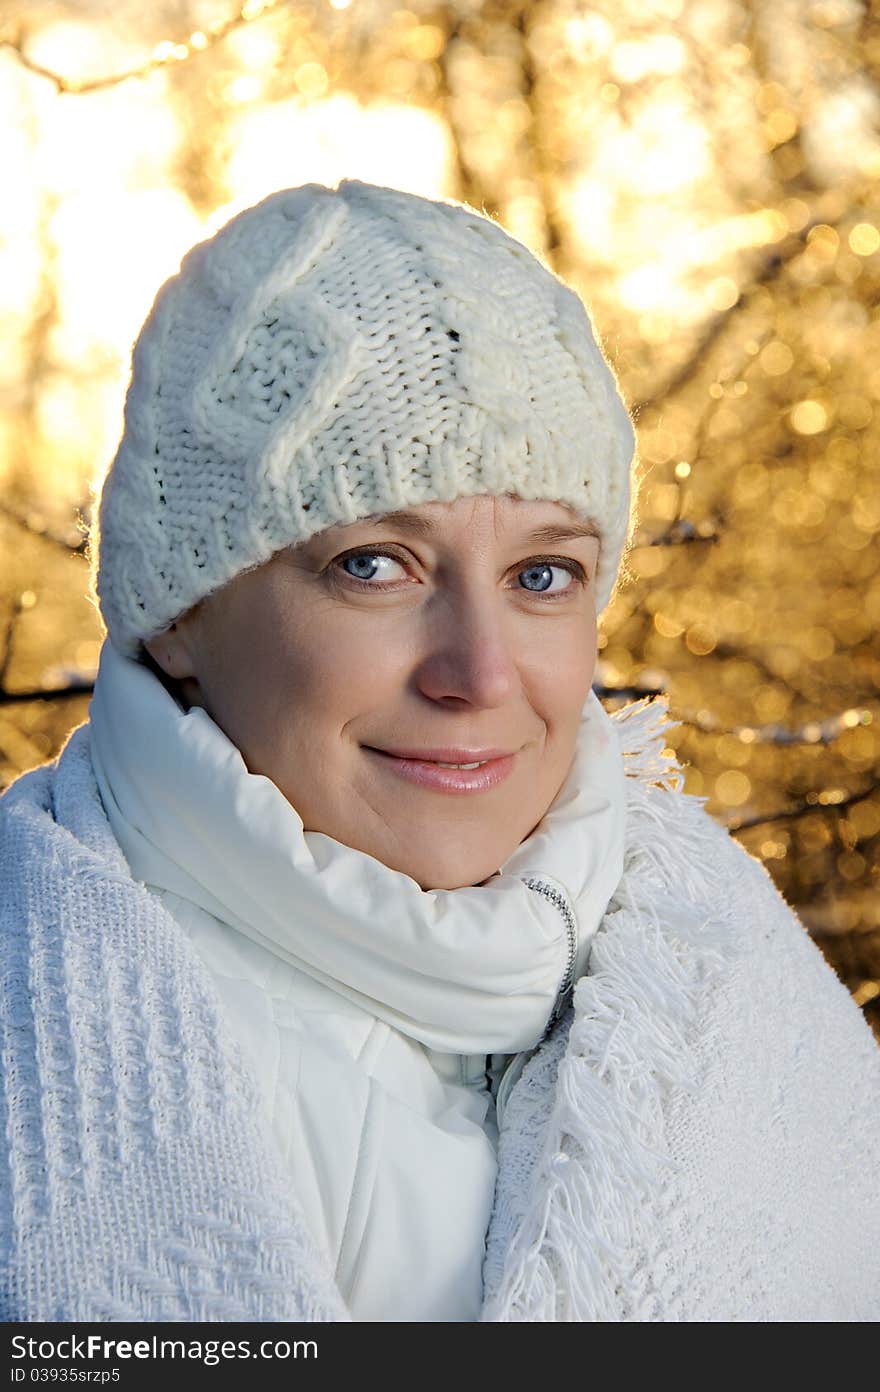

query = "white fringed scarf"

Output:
[[2, 694, 880, 1321]]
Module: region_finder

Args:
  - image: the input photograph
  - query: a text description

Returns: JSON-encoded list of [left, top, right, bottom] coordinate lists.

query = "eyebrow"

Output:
[[352, 509, 601, 546]]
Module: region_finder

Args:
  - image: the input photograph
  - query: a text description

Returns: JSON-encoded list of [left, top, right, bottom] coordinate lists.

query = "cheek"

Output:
[[536, 619, 598, 695], [533, 652, 597, 752], [251, 630, 339, 713], [235, 589, 403, 720], [195, 588, 313, 713]]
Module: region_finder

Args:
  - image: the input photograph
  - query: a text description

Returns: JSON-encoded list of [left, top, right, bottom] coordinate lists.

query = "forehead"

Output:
[[299, 496, 601, 551]]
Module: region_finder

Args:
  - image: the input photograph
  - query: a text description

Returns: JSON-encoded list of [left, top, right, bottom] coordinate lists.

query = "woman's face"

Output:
[[145, 493, 601, 890]]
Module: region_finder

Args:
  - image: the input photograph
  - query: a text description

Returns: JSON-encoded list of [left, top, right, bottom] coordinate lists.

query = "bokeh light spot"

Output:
[[686, 624, 717, 656], [759, 340, 794, 376], [707, 276, 739, 311], [715, 770, 751, 806], [789, 400, 829, 434], [849, 222, 880, 256]]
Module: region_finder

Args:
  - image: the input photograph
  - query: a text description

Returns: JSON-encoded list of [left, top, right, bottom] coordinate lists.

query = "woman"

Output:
[[2, 180, 879, 1322]]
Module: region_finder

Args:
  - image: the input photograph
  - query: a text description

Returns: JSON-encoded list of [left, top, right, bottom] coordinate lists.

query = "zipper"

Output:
[[494, 877, 578, 1132], [522, 875, 578, 1030]]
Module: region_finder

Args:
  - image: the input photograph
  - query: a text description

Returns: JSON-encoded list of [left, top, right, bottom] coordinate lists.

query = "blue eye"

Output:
[[340, 551, 406, 582], [519, 564, 576, 594]]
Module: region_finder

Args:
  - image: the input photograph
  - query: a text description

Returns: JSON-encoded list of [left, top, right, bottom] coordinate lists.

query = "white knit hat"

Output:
[[90, 180, 637, 657]]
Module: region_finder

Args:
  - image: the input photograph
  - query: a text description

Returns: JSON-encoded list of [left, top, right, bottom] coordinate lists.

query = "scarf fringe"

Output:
[[608, 691, 683, 789], [483, 695, 748, 1321]]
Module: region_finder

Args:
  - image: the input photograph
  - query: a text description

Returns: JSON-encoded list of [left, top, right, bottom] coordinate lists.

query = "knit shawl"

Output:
[[2, 696, 879, 1321]]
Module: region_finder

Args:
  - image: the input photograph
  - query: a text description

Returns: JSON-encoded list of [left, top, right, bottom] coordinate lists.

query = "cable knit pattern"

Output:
[[89, 180, 636, 657], [2, 699, 879, 1320]]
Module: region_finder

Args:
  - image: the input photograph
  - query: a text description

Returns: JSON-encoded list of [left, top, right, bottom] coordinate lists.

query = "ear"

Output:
[[143, 622, 197, 681]]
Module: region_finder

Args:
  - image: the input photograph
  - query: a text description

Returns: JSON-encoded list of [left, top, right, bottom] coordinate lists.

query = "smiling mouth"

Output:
[[363, 747, 515, 764], [361, 745, 518, 794]]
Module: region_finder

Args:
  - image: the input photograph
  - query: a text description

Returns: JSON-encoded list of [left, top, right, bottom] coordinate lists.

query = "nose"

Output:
[[412, 586, 520, 709]]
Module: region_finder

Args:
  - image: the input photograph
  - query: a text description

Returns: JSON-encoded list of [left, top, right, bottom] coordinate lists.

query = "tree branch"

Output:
[[673, 702, 879, 746], [630, 518, 721, 547], [726, 780, 880, 832], [436, 4, 495, 216], [631, 213, 842, 418], [0, 502, 87, 554], [0, 680, 95, 705], [0, 597, 22, 688], [1, 0, 289, 96]]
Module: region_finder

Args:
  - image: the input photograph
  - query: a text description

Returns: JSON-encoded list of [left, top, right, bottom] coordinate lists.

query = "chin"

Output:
[[414, 870, 499, 892], [385, 847, 504, 893]]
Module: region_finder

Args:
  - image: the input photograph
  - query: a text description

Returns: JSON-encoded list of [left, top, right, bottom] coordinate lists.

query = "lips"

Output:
[[364, 746, 517, 794], [365, 746, 515, 763]]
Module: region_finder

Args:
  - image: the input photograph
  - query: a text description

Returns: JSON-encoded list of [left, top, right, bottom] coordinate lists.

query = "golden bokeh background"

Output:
[[1, 0, 878, 1036]]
